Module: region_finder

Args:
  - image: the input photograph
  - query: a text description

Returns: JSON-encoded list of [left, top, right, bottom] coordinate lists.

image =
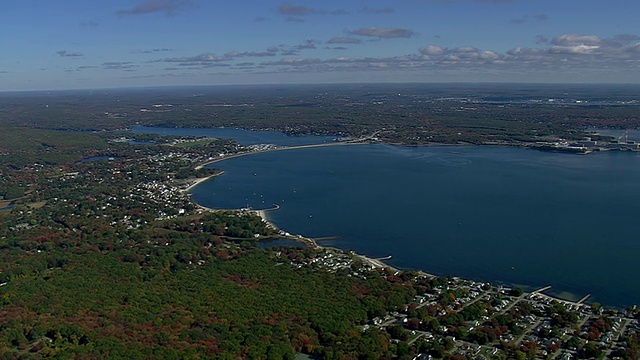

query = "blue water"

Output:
[[188, 143, 640, 308]]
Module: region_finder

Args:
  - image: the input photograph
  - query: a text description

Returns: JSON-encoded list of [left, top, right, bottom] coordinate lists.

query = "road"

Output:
[[502, 285, 552, 314], [548, 315, 591, 359], [502, 293, 528, 314], [462, 289, 492, 310], [407, 331, 430, 346], [514, 319, 541, 345], [603, 318, 632, 359]]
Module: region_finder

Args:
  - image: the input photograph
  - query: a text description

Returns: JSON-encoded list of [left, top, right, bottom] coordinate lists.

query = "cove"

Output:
[[189, 143, 640, 308]]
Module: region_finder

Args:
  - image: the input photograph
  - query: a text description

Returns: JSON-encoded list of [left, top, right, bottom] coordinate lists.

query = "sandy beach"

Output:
[[254, 206, 281, 233], [357, 254, 399, 272], [181, 171, 225, 193]]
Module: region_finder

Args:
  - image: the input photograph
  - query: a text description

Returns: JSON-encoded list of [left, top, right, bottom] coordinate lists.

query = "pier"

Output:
[[528, 286, 591, 309], [532, 285, 552, 294], [577, 293, 591, 304]]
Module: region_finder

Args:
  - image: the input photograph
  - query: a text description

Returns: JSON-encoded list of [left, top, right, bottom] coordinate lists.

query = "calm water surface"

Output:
[[189, 143, 640, 308]]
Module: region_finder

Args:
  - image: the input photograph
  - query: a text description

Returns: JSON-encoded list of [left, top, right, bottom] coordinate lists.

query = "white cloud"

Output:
[[103, 62, 137, 70], [163, 53, 226, 63], [56, 50, 83, 57], [549, 45, 600, 55], [419, 45, 445, 56], [261, 58, 323, 66], [360, 7, 394, 14], [116, 0, 194, 16], [293, 40, 321, 50], [251, 33, 640, 79], [137, 33, 640, 83], [277, 3, 317, 16], [328, 37, 362, 44], [551, 34, 601, 47], [276, 3, 347, 16], [457, 46, 479, 53], [225, 51, 277, 58], [479, 50, 500, 60], [349, 27, 415, 39]]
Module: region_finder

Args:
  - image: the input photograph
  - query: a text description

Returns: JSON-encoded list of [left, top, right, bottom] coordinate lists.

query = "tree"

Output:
[[565, 336, 581, 350], [3, 185, 25, 200]]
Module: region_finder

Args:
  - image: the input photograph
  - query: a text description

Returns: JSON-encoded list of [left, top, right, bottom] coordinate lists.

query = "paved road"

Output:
[[515, 319, 541, 345], [462, 289, 492, 310], [502, 285, 552, 314]]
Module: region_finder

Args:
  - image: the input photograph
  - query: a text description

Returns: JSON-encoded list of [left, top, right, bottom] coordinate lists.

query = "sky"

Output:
[[1, 0, 639, 91]]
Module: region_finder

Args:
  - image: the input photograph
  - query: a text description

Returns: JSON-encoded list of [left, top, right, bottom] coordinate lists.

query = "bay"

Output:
[[189, 143, 640, 308]]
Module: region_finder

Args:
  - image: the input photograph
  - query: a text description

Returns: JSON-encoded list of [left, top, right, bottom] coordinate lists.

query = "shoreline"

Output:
[[191, 196, 593, 308], [181, 170, 225, 193], [254, 205, 281, 233], [184, 143, 604, 309], [249, 204, 403, 273], [187, 183, 404, 275], [195, 141, 369, 170]]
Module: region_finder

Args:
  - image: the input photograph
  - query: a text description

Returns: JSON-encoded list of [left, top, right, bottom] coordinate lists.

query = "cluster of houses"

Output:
[[537, 136, 640, 154], [282, 248, 356, 273]]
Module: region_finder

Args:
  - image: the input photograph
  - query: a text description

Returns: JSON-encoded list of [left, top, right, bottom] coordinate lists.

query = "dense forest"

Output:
[[0, 216, 419, 358]]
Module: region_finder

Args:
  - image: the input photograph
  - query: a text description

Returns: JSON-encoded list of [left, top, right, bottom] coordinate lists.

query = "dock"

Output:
[[532, 285, 552, 294], [577, 294, 591, 304]]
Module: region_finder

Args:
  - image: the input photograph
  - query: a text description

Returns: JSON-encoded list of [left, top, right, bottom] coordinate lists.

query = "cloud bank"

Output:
[[116, 0, 194, 16], [56, 50, 83, 57], [348, 27, 415, 39], [249, 33, 640, 79]]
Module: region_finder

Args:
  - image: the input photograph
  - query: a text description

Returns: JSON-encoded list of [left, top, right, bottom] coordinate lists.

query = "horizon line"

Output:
[[2, 81, 640, 95]]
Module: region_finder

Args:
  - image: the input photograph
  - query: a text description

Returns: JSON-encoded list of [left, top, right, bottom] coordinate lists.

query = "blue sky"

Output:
[[1, 0, 639, 91]]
